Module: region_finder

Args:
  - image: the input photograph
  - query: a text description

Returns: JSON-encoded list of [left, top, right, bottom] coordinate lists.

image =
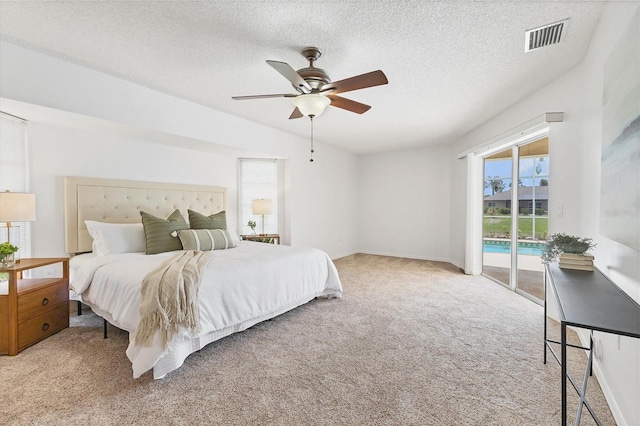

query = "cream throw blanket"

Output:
[[134, 250, 215, 348]]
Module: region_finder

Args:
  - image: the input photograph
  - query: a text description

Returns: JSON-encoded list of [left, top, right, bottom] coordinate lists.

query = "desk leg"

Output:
[[576, 338, 591, 426], [578, 336, 604, 426], [561, 322, 567, 426], [544, 279, 547, 364], [589, 331, 593, 377]]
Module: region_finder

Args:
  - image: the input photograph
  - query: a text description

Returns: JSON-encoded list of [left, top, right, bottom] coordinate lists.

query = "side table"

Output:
[[0, 258, 69, 355], [241, 234, 281, 244]]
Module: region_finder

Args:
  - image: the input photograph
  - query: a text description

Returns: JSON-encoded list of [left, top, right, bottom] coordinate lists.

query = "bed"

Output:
[[64, 176, 342, 379]]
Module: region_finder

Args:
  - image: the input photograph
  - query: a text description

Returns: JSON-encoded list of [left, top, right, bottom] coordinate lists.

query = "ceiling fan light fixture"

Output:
[[292, 94, 331, 117]]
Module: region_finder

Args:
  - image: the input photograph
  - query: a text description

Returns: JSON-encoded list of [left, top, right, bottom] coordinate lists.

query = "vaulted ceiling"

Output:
[[0, 1, 606, 154]]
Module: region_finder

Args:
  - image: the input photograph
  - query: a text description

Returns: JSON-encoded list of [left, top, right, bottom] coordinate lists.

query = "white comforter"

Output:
[[71, 242, 342, 379]]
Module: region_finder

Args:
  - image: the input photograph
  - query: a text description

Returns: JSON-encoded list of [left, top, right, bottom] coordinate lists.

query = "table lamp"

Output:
[[252, 199, 273, 236], [0, 190, 37, 263]]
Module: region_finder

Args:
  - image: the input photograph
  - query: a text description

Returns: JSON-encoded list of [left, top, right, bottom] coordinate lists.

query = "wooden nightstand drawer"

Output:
[[18, 279, 69, 323], [18, 304, 69, 350]]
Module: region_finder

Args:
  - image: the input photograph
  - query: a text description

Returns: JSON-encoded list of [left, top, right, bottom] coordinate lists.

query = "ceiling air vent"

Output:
[[525, 19, 568, 52]]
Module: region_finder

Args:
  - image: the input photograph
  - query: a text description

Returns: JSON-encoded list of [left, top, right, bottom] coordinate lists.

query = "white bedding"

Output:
[[71, 241, 342, 379], [69, 252, 97, 301]]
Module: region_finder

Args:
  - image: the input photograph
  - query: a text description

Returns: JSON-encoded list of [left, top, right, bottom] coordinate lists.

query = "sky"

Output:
[[484, 156, 549, 196]]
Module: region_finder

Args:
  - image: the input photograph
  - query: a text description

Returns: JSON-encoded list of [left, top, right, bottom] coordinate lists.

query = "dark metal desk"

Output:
[[544, 264, 640, 426]]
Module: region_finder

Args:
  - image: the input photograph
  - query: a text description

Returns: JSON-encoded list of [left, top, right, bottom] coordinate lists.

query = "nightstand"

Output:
[[242, 234, 280, 244], [0, 258, 69, 355]]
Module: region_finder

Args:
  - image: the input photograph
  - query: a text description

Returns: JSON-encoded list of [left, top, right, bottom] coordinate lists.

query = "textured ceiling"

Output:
[[0, 1, 606, 154]]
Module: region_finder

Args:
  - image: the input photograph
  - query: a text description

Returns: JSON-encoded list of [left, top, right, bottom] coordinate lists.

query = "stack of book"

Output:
[[558, 253, 594, 271]]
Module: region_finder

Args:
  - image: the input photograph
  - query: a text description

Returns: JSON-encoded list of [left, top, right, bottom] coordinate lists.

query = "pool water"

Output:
[[483, 240, 544, 256]]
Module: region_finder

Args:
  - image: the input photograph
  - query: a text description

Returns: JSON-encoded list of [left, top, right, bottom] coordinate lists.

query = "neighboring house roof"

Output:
[[484, 186, 549, 201]]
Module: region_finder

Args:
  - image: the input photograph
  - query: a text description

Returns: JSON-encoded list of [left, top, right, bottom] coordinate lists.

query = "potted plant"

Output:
[[541, 233, 596, 264], [247, 220, 257, 235], [0, 242, 18, 268]]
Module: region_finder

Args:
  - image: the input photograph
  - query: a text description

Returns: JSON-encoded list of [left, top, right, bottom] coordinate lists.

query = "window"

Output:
[[0, 113, 31, 258], [238, 159, 278, 235]]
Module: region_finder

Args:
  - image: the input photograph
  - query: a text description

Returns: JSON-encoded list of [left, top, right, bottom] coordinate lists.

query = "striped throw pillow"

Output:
[[176, 229, 236, 251]]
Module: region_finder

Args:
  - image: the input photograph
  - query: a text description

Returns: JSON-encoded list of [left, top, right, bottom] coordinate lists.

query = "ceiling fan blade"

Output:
[[289, 107, 303, 119], [232, 93, 297, 100], [321, 70, 388, 95], [328, 95, 371, 114], [266, 60, 312, 93]]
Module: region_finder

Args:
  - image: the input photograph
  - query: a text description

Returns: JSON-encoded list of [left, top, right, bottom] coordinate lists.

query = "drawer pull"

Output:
[[42, 297, 49, 306], [42, 323, 50, 331]]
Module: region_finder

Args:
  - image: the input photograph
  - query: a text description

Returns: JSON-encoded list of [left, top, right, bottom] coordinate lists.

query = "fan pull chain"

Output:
[[309, 115, 315, 162]]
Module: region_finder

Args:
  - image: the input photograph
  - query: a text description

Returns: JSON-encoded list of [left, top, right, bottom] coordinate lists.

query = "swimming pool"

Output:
[[483, 240, 545, 256]]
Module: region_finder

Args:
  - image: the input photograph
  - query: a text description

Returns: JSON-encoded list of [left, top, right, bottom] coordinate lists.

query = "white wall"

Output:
[[448, 2, 639, 424], [0, 41, 360, 260], [575, 4, 640, 423], [27, 122, 236, 257], [357, 144, 453, 264]]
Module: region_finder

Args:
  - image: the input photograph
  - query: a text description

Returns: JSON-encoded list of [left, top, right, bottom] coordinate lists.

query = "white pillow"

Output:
[[226, 228, 241, 244], [224, 220, 242, 244], [85, 221, 146, 255]]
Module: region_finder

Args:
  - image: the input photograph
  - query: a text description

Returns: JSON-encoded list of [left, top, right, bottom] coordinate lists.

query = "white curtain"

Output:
[[0, 114, 31, 258], [238, 159, 278, 235]]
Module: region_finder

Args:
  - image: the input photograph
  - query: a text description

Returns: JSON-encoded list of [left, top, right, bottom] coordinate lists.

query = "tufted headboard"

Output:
[[64, 176, 226, 254]]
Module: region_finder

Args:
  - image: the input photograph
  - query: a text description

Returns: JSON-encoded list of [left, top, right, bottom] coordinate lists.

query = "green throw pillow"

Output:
[[188, 209, 227, 230], [176, 229, 236, 251], [140, 209, 188, 254]]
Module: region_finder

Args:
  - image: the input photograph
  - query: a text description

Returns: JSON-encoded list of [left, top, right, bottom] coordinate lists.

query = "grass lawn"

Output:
[[484, 216, 548, 239]]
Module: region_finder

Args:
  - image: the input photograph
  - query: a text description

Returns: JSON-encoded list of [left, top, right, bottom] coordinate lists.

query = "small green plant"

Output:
[[541, 233, 596, 263], [0, 242, 18, 256], [247, 220, 257, 234]]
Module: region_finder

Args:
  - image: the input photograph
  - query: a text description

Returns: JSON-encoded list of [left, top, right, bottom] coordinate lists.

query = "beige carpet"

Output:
[[1, 254, 615, 425]]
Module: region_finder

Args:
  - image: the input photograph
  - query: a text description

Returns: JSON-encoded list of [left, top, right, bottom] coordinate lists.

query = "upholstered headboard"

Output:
[[64, 176, 226, 254]]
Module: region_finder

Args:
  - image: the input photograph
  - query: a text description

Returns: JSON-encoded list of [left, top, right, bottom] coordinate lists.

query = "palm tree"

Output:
[[485, 176, 505, 195]]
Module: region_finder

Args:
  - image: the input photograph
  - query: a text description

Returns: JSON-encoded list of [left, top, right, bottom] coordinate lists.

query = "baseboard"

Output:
[[330, 251, 359, 261], [356, 250, 457, 266], [575, 329, 626, 425]]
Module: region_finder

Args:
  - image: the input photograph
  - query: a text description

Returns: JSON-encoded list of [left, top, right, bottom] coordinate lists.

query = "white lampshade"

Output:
[[252, 199, 273, 215], [0, 191, 36, 222], [292, 94, 331, 117]]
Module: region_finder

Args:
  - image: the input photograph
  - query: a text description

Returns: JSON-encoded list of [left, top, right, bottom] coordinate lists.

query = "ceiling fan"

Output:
[[232, 47, 388, 119]]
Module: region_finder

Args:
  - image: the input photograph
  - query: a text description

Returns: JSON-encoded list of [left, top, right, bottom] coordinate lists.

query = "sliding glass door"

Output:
[[482, 138, 549, 304], [482, 148, 514, 288]]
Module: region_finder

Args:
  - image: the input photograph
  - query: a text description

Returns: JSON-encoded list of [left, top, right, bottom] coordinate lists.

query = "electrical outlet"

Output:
[[46, 269, 54, 278]]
